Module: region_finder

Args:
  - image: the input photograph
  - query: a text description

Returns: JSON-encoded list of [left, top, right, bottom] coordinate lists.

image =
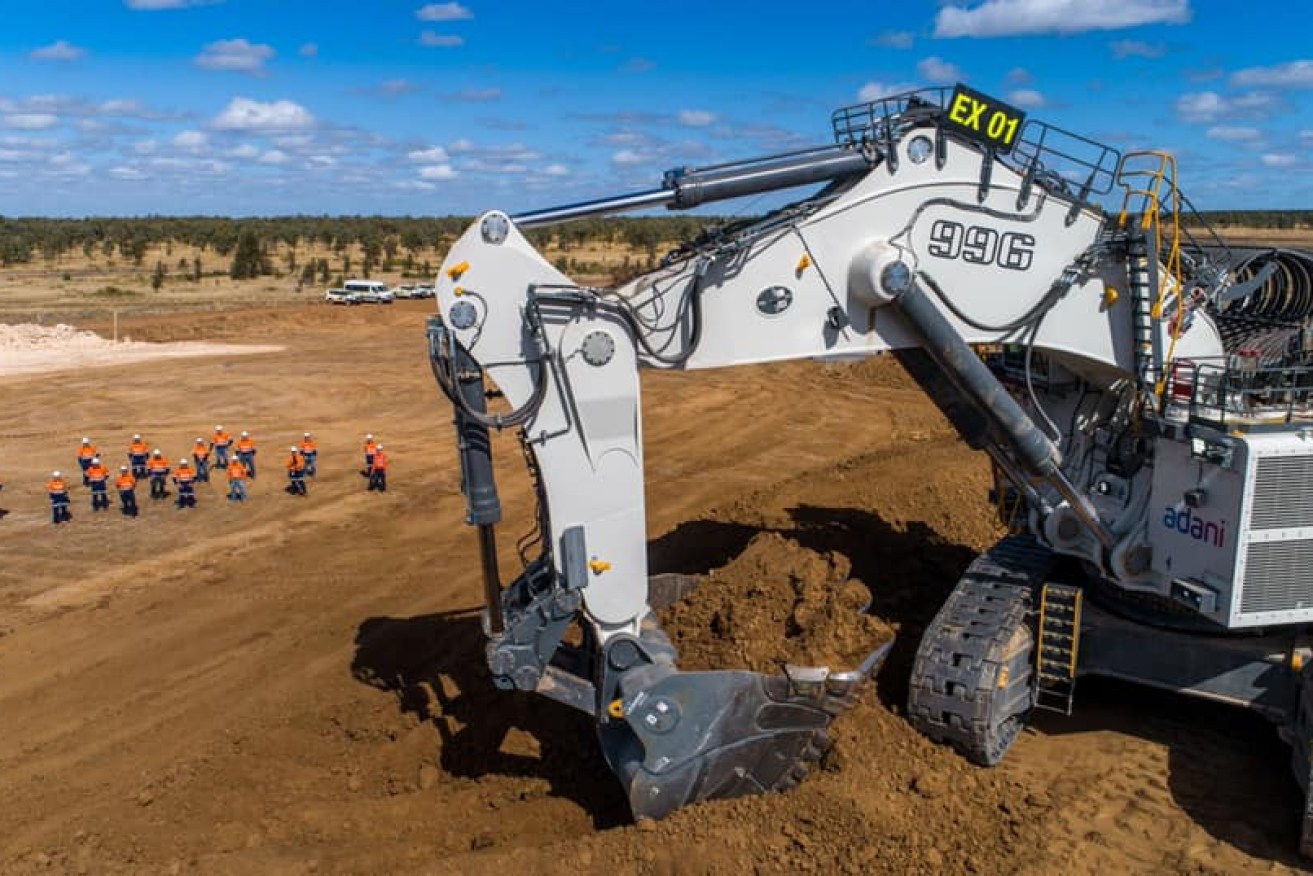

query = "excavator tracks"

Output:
[[907, 535, 1056, 766]]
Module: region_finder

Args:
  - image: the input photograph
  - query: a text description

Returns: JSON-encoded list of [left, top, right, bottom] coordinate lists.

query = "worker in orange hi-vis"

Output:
[[211, 425, 233, 467], [368, 443, 389, 492], [236, 431, 257, 478], [173, 458, 198, 509], [298, 432, 318, 477], [85, 456, 111, 512], [127, 433, 150, 480], [47, 471, 71, 525], [226, 456, 248, 502], [362, 433, 379, 476], [285, 446, 308, 496], [115, 465, 138, 517], [192, 437, 212, 483], [147, 449, 171, 500], [77, 436, 99, 485]]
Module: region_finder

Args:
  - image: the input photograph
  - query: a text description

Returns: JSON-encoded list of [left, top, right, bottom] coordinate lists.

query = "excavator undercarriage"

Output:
[[426, 85, 1313, 850]]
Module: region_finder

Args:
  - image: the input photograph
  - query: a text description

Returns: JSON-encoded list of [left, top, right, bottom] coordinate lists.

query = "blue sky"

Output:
[[0, 0, 1311, 216]]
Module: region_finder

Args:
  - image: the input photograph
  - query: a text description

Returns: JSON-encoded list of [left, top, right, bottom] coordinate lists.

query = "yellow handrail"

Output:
[[1116, 151, 1186, 402]]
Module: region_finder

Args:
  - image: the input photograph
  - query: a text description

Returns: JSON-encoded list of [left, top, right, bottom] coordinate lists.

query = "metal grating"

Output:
[[1240, 539, 1313, 614], [1250, 456, 1313, 529]]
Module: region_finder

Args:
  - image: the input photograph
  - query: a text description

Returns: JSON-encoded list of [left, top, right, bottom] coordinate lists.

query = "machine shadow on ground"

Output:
[[1031, 676, 1306, 864], [350, 609, 632, 829]]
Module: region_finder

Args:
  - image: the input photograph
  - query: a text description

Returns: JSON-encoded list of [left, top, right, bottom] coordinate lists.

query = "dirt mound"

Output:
[[663, 531, 893, 672]]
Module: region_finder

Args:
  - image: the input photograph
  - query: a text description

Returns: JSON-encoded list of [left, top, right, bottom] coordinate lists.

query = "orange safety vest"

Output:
[[115, 473, 136, 490], [371, 451, 389, 472], [286, 453, 305, 473], [226, 460, 247, 480], [193, 441, 210, 460], [213, 431, 232, 448], [237, 436, 256, 453], [148, 456, 170, 474], [175, 466, 196, 484], [129, 440, 149, 456], [78, 444, 98, 460], [299, 438, 317, 454], [48, 477, 68, 494], [86, 463, 109, 484], [363, 439, 378, 455]]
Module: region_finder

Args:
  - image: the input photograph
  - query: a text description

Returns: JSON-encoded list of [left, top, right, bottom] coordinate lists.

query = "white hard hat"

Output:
[[303, 432, 311, 438], [120, 465, 128, 471], [365, 433, 373, 440], [216, 425, 223, 431], [196, 437, 205, 443], [376, 443, 384, 450], [91, 456, 100, 464], [241, 431, 249, 437], [152, 448, 161, 455], [133, 433, 141, 440], [179, 457, 190, 465], [290, 445, 299, 452], [52, 470, 61, 477], [82, 436, 90, 444]]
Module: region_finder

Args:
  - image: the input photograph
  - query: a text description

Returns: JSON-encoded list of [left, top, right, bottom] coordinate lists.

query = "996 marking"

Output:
[[926, 219, 1035, 271]]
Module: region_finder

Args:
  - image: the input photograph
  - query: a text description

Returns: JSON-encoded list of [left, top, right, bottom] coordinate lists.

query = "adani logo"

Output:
[[1162, 506, 1227, 548]]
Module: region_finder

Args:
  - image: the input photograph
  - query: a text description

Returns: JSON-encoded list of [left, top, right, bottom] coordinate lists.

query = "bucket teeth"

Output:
[[601, 640, 892, 821]]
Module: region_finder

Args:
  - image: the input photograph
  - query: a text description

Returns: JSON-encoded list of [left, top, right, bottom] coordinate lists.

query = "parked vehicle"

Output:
[[325, 288, 358, 305], [344, 280, 394, 304]]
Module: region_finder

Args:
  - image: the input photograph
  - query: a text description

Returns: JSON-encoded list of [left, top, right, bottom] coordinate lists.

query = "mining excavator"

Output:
[[426, 85, 1313, 849]]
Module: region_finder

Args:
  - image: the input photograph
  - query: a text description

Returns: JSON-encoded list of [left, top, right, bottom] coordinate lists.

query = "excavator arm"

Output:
[[427, 86, 1255, 820]]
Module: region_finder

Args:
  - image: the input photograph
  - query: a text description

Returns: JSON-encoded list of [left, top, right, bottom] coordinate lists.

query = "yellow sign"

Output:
[[944, 84, 1026, 154]]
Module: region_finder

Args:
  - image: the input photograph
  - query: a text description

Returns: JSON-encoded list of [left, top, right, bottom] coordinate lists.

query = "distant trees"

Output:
[[229, 230, 270, 280], [151, 261, 166, 291]]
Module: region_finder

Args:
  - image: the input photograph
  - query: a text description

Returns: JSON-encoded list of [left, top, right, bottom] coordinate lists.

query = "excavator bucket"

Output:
[[601, 640, 893, 820]]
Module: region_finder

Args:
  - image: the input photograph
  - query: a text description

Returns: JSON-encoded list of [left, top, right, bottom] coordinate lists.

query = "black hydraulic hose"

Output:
[[427, 318, 549, 430]]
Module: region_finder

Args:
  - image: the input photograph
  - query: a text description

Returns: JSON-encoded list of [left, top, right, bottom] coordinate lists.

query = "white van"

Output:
[[343, 280, 394, 304]]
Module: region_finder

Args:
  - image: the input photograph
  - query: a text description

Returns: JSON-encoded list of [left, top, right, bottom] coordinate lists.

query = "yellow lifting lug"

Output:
[[1102, 287, 1120, 309], [446, 260, 470, 281], [589, 559, 612, 575], [795, 253, 813, 275], [1293, 651, 1305, 673], [607, 699, 626, 719], [997, 665, 1011, 690], [453, 286, 465, 297]]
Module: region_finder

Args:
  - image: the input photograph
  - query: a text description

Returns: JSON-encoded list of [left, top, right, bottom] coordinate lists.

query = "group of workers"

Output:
[[38, 429, 389, 525]]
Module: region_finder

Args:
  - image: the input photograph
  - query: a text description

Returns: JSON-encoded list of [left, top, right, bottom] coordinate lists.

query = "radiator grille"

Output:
[[1250, 456, 1313, 530], [1240, 539, 1313, 614]]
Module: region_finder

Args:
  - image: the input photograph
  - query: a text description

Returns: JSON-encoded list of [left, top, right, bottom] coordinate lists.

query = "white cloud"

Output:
[[1232, 60, 1313, 89], [1008, 89, 1046, 109], [299, 43, 318, 59], [227, 144, 260, 159], [126, 0, 222, 7], [872, 31, 914, 49], [211, 98, 315, 132], [1175, 90, 1279, 123], [448, 138, 475, 153], [133, 138, 158, 155], [1110, 39, 1165, 59], [419, 32, 464, 48], [934, 0, 1190, 38], [917, 56, 962, 83], [1261, 153, 1300, 168], [4, 113, 59, 130], [173, 129, 209, 150], [543, 163, 569, 177], [31, 40, 86, 62], [857, 82, 917, 102], [416, 2, 473, 21], [396, 180, 437, 192], [259, 149, 289, 165], [418, 164, 458, 180], [196, 38, 275, 74], [1006, 67, 1034, 85], [109, 166, 147, 180], [409, 146, 450, 163], [1205, 125, 1261, 142], [611, 149, 650, 166], [678, 109, 716, 127]]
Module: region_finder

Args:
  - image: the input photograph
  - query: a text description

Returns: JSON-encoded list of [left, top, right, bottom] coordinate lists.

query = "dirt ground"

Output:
[[0, 298, 1307, 875]]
